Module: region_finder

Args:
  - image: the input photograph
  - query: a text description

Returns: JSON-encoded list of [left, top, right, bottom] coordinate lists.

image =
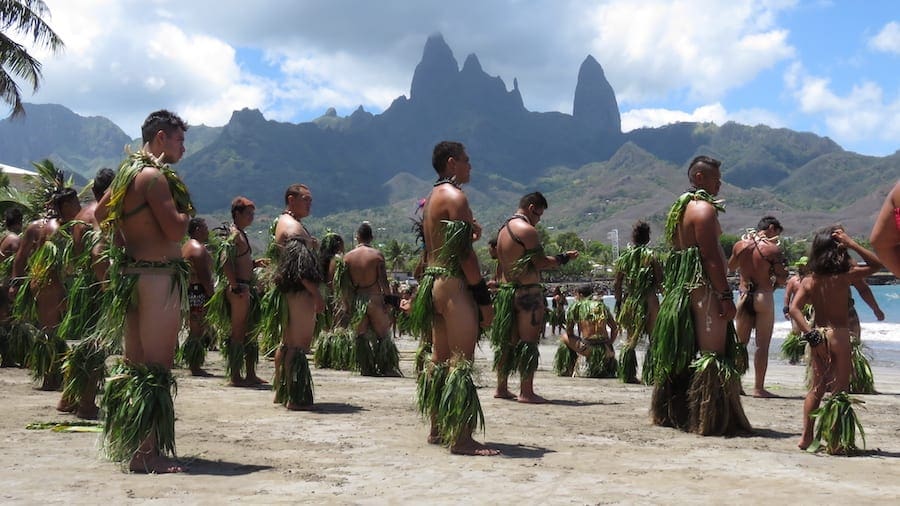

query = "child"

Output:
[[789, 226, 882, 454]]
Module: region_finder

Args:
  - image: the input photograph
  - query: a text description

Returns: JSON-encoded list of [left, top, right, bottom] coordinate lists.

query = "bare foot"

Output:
[[286, 402, 314, 411], [229, 377, 250, 387], [129, 454, 186, 474], [753, 389, 779, 398], [56, 398, 76, 413], [427, 434, 442, 445], [517, 393, 548, 404], [243, 375, 267, 386], [798, 435, 813, 451], [450, 439, 501, 456], [493, 390, 517, 400], [190, 368, 213, 377]]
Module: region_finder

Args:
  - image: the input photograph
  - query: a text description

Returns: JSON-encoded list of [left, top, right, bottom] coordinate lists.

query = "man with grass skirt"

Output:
[[179, 217, 215, 376], [56, 168, 115, 418], [556, 285, 618, 378], [492, 192, 577, 402], [94, 109, 193, 473], [0, 207, 24, 367], [728, 216, 788, 398], [314, 232, 354, 370], [11, 187, 81, 390], [207, 197, 266, 386], [613, 221, 662, 384], [267, 184, 324, 410], [790, 227, 881, 454], [649, 155, 751, 436], [410, 141, 499, 456], [335, 222, 402, 377]]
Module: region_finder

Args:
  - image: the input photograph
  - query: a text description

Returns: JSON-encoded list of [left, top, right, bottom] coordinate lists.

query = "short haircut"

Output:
[[576, 284, 593, 297], [488, 237, 498, 248], [92, 168, 114, 200], [4, 207, 23, 228], [284, 184, 309, 205], [631, 220, 651, 246], [357, 221, 373, 242], [231, 196, 255, 219], [757, 215, 782, 232], [687, 155, 721, 183], [188, 217, 206, 236], [141, 109, 188, 144], [432, 141, 466, 174], [49, 187, 78, 211], [519, 191, 548, 210]]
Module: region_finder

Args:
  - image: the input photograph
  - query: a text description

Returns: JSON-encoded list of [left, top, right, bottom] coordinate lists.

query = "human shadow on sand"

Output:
[[742, 427, 796, 440], [488, 442, 555, 459], [181, 457, 272, 476], [545, 399, 616, 407], [304, 402, 365, 414]]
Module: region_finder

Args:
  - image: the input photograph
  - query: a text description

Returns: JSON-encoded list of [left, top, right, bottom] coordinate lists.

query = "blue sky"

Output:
[[11, 0, 900, 156]]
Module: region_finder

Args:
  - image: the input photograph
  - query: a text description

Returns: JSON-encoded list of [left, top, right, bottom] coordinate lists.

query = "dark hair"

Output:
[[188, 217, 206, 236], [141, 109, 188, 144], [49, 187, 78, 212], [92, 168, 114, 200], [631, 220, 651, 246], [357, 222, 373, 242], [318, 232, 344, 277], [807, 225, 851, 275], [488, 237, 498, 248], [757, 215, 782, 232], [687, 155, 721, 183], [519, 191, 548, 211], [230, 196, 255, 220], [432, 141, 466, 174], [4, 207, 23, 228], [576, 284, 593, 297], [284, 184, 309, 205]]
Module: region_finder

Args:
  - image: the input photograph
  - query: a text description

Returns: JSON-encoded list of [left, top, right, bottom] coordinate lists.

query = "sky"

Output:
[[8, 0, 900, 156]]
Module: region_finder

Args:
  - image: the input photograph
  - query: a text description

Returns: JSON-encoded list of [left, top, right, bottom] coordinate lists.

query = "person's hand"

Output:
[[875, 308, 885, 321], [471, 219, 482, 242], [566, 250, 579, 260], [831, 227, 852, 246], [718, 299, 736, 320]]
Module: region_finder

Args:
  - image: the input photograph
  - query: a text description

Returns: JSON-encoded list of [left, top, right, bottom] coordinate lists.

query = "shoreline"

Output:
[[2, 334, 899, 503]]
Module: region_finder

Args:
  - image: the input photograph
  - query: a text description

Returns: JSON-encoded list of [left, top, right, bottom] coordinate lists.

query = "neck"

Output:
[[513, 212, 531, 225]]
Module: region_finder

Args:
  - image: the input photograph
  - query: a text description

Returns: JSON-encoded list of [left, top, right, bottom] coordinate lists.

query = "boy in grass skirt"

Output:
[[411, 141, 498, 456], [613, 221, 662, 384], [492, 192, 577, 401], [94, 109, 193, 473], [337, 222, 402, 377], [11, 184, 81, 390], [207, 197, 265, 386], [313, 232, 349, 369], [179, 217, 215, 376], [268, 184, 324, 410], [649, 156, 751, 436], [556, 285, 618, 378], [790, 226, 881, 454], [56, 168, 114, 418]]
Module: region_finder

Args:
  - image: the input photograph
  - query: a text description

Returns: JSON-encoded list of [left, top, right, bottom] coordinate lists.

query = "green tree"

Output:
[[554, 231, 585, 252], [382, 239, 409, 273], [720, 233, 740, 258], [1, 0, 64, 117]]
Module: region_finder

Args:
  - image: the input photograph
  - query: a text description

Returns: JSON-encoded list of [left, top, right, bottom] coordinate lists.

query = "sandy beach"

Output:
[[2, 332, 899, 505]]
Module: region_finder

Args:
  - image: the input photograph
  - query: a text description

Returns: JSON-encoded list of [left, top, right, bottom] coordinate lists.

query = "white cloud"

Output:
[[621, 103, 728, 131], [785, 63, 900, 151], [583, 0, 796, 104], [868, 21, 900, 55]]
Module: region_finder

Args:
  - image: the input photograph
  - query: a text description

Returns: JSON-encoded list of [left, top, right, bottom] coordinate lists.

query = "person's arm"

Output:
[[783, 278, 795, 319], [142, 168, 189, 242], [852, 279, 884, 321], [94, 190, 111, 223], [613, 271, 624, 313], [10, 225, 36, 281], [607, 309, 618, 344], [788, 281, 812, 334], [727, 240, 744, 272], [199, 248, 215, 297], [835, 229, 883, 281], [870, 182, 900, 277], [769, 244, 789, 287], [376, 253, 390, 295]]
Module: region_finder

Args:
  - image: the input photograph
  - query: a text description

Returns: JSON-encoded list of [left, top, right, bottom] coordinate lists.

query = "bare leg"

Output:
[[226, 290, 252, 385], [752, 292, 777, 398], [691, 286, 727, 355], [799, 344, 829, 449], [282, 291, 317, 409], [516, 287, 547, 404]]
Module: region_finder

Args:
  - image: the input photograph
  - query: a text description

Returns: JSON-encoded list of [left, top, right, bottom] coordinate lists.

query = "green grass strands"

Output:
[[553, 341, 577, 377], [649, 248, 703, 383], [849, 340, 876, 394], [408, 270, 439, 337], [355, 332, 376, 375], [781, 331, 806, 364], [60, 337, 106, 407], [687, 352, 751, 436], [617, 346, 638, 383], [490, 284, 515, 361], [373, 337, 402, 377], [415, 360, 447, 418], [437, 357, 484, 447], [414, 338, 432, 377], [313, 330, 334, 369], [176, 335, 206, 371], [253, 287, 287, 358], [809, 392, 866, 455], [435, 220, 472, 267], [513, 340, 540, 379], [204, 282, 232, 347], [583, 344, 617, 378], [28, 331, 67, 386]]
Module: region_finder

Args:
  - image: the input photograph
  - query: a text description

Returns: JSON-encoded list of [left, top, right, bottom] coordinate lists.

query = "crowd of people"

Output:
[[0, 110, 898, 472]]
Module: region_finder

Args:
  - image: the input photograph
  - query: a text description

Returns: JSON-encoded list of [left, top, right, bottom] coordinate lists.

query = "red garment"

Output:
[[894, 207, 900, 231]]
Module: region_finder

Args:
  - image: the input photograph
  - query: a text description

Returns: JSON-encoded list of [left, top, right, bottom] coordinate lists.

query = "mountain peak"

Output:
[[461, 53, 483, 74], [573, 55, 621, 133], [410, 33, 459, 101]]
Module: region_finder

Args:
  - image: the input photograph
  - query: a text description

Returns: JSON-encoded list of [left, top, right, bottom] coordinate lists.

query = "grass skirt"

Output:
[[417, 358, 484, 448], [686, 352, 752, 436], [274, 347, 314, 407], [28, 331, 67, 389], [221, 337, 259, 379], [781, 331, 806, 365], [553, 341, 576, 377], [1, 321, 38, 367], [414, 338, 432, 376], [849, 340, 875, 394], [808, 391, 866, 455], [490, 284, 516, 378], [617, 346, 638, 383], [60, 337, 107, 408], [582, 343, 617, 378], [176, 334, 207, 371], [650, 370, 692, 429], [512, 341, 540, 379], [373, 335, 402, 377], [101, 362, 177, 464], [254, 287, 286, 358]]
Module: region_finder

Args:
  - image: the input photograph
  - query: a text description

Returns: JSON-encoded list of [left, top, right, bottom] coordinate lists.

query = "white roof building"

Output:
[[0, 162, 39, 191]]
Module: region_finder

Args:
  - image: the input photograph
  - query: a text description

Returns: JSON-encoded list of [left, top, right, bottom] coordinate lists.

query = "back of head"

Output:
[[432, 141, 465, 174], [4, 207, 23, 229], [188, 217, 206, 237], [231, 196, 255, 219], [757, 215, 782, 232], [631, 220, 651, 245], [357, 221, 373, 243], [577, 284, 593, 298], [92, 168, 114, 200], [141, 110, 188, 144], [49, 187, 78, 214], [687, 155, 721, 185], [807, 226, 850, 275], [319, 232, 344, 258], [518, 191, 548, 211]]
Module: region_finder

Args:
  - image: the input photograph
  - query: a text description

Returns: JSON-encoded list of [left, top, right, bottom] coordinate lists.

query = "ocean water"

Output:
[[557, 284, 900, 368]]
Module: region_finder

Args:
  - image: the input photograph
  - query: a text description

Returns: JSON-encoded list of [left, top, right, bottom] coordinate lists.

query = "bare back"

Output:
[[344, 245, 388, 296], [731, 237, 785, 292], [496, 218, 541, 285]]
